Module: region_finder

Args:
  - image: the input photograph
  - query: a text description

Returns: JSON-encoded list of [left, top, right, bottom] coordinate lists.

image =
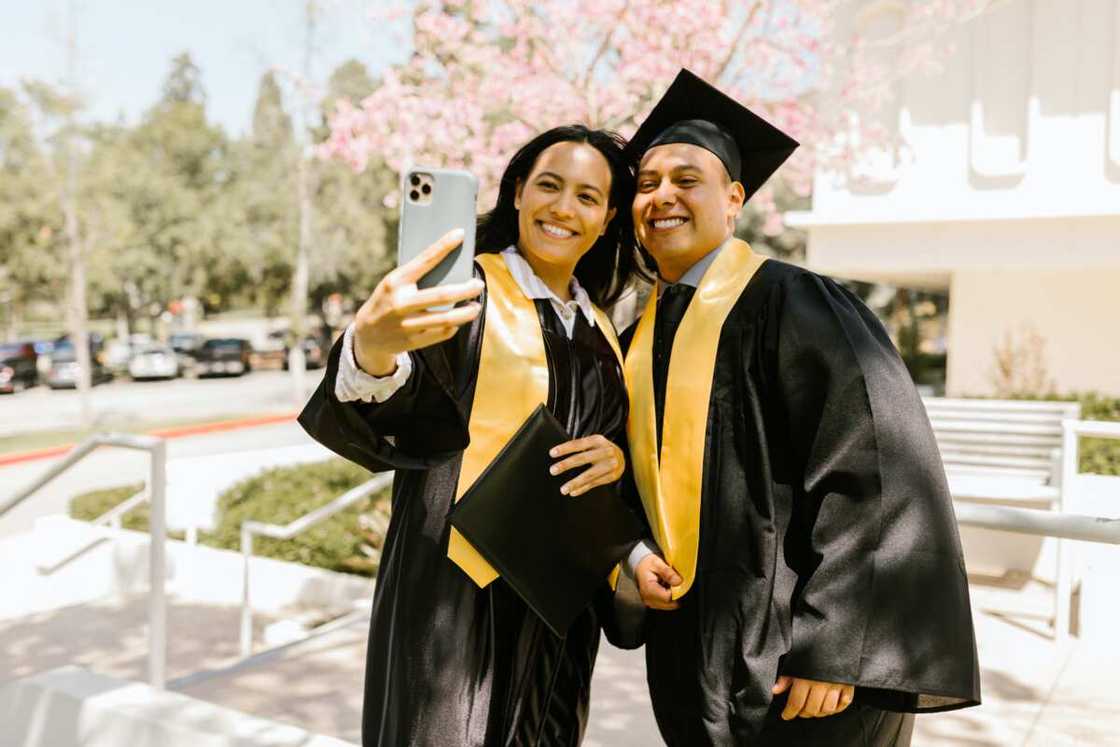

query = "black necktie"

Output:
[[653, 284, 695, 452]]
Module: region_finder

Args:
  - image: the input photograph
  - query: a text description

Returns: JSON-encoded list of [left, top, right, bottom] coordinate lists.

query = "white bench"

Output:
[[922, 397, 1082, 634], [923, 397, 1081, 507], [923, 397, 1081, 576]]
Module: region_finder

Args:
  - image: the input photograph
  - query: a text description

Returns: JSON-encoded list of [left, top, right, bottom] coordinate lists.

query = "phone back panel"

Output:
[[397, 168, 479, 289]]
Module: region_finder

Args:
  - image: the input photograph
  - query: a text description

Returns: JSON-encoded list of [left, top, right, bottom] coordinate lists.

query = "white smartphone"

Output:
[[397, 167, 479, 289]]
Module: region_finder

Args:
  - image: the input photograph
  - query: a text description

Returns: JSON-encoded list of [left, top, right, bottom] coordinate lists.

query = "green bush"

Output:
[[198, 458, 391, 576], [69, 458, 392, 576], [70, 483, 147, 528], [1075, 393, 1120, 476]]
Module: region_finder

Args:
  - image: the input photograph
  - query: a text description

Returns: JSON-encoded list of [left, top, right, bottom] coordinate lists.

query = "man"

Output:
[[620, 69, 981, 746]]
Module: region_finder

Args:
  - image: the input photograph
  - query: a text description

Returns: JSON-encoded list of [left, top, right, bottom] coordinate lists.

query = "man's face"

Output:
[[632, 143, 745, 282]]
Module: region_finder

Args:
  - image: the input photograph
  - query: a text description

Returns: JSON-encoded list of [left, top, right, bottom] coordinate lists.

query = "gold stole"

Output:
[[448, 252, 623, 587], [624, 239, 766, 599]]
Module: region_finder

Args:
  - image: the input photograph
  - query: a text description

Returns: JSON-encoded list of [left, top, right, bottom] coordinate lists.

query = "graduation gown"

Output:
[[622, 255, 981, 746], [298, 265, 630, 747]]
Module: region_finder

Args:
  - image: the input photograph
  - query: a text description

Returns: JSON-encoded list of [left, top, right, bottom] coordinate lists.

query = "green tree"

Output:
[[311, 59, 396, 315], [116, 52, 237, 317], [0, 86, 65, 337]]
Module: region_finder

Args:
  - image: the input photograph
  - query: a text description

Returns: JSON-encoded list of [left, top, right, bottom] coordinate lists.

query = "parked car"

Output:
[[169, 332, 206, 375], [128, 343, 180, 381], [103, 339, 135, 375], [46, 340, 113, 389], [0, 341, 39, 393], [277, 332, 331, 370], [195, 338, 253, 377]]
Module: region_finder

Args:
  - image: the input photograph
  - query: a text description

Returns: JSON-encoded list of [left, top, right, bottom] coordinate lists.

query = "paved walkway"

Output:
[[3, 583, 1119, 746]]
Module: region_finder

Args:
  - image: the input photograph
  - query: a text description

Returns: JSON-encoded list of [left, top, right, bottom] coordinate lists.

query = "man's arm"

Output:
[[767, 269, 977, 714]]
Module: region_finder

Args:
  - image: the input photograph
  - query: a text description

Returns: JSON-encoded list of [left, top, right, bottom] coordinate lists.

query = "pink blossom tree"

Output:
[[323, 0, 991, 224]]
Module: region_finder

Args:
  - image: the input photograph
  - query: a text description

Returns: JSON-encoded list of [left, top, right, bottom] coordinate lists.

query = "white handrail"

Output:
[[953, 419, 1120, 642], [93, 486, 149, 529], [238, 472, 394, 657], [2, 433, 168, 689]]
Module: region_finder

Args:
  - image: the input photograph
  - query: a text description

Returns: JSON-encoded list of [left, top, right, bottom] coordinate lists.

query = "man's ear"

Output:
[[728, 180, 746, 217]]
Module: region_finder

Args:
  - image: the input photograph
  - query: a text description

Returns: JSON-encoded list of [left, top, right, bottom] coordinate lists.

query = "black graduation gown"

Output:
[[297, 267, 631, 747], [622, 259, 981, 746]]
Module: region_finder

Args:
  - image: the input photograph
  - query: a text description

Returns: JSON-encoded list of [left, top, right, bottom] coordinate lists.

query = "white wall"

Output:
[[803, 0, 1120, 225], [792, 0, 1120, 396], [946, 267, 1120, 396]]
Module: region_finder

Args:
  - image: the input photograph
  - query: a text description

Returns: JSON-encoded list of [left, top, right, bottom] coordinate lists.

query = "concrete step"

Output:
[[1, 666, 356, 747]]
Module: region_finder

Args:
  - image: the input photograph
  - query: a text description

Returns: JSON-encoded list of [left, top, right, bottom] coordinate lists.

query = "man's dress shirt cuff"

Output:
[[334, 323, 413, 404], [625, 539, 660, 578]]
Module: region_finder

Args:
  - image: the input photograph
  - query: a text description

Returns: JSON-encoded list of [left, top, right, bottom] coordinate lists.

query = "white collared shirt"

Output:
[[335, 247, 595, 404]]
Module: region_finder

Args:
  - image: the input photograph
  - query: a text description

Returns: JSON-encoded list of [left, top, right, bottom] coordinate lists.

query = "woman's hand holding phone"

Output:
[[353, 228, 484, 376]]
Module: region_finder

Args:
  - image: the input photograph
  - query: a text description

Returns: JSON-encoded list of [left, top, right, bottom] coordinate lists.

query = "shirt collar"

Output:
[[500, 247, 597, 327], [658, 235, 732, 295]]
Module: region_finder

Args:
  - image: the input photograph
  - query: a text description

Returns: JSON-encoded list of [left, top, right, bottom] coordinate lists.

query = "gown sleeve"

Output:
[[767, 269, 980, 711], [297, 276, 484, 475]]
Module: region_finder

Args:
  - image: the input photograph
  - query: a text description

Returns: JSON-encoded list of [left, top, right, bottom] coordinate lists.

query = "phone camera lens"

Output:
[[409, 190, 420, 201], [421, 183, 432, 195], [410, 174, 421, 187]]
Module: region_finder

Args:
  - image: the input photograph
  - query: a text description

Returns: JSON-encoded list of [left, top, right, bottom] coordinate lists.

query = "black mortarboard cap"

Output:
[[627, 69, 799, 202]]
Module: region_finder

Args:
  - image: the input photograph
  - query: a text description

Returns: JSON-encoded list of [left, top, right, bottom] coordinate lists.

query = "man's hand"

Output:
[[549, 435, 625, 496], [352, 228, 485, 375], [772, 676, 854, 720], [635, 554, 682, 610]]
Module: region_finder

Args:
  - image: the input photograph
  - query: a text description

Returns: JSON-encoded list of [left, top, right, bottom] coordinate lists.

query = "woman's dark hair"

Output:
[[475, 124, 649, 308]]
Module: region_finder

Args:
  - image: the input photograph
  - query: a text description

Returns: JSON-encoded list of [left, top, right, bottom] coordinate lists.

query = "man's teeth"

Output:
[[653, 218, 687, 229], [541, 222, 575, 238]]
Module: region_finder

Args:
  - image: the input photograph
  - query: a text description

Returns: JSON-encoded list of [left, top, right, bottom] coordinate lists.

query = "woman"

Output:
[[298, 125, 645, 746]]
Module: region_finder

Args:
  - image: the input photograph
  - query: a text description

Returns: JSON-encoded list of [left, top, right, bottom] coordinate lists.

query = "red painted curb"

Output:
[[0, 411, 299, 468], [0, 445, 72, 467]]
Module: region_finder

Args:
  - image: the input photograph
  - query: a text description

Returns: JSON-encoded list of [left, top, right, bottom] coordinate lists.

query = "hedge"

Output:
[[1072, 392, 1120, 476], [69, 458, 390, 576], [197, 458, 390, 576]]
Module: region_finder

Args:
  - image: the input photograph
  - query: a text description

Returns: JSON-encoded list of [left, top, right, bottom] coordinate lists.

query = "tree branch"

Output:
[[712, 1, 762, 83], [580, 0, 631, 91]]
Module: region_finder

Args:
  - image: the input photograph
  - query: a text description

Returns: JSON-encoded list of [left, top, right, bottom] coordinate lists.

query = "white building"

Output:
[[789, 0, 1120, 397]]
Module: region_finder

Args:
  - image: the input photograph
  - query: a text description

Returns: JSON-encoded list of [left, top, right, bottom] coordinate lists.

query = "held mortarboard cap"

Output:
[[627, 69, 799, 202]]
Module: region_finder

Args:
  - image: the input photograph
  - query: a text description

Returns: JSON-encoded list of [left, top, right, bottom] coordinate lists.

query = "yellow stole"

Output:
[[447, 252, 623, 587], [624, 239, 766, 599]]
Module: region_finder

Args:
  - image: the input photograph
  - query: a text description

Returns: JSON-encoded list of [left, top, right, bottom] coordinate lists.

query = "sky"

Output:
[[0, 0, 410, 136]]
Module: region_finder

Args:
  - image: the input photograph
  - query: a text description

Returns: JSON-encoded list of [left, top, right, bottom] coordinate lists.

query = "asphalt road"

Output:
[[0, 369, 325, 438]]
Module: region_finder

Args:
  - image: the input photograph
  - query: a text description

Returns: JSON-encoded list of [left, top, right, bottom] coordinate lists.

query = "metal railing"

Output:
[[2, 433, 168, 689], [93, 486, 149, 529], [238, 472, 394, 657], [954, 418, 1120, 641]]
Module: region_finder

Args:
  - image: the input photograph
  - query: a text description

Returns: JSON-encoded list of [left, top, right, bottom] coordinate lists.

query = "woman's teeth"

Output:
[[540, 222, 575, 238], [652, 218, 687, 229]]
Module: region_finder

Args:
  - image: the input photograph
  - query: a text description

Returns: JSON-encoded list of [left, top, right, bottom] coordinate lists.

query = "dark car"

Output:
[[195, 338, 253, 377], [0, 341, 39, 393], [46, 340, 113, 389]]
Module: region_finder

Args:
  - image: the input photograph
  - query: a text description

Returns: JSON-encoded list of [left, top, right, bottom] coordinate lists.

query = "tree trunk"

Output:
[[63, 1, 91, 428], [289, 151, 312, 403], [288, 0, 318, 407]]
